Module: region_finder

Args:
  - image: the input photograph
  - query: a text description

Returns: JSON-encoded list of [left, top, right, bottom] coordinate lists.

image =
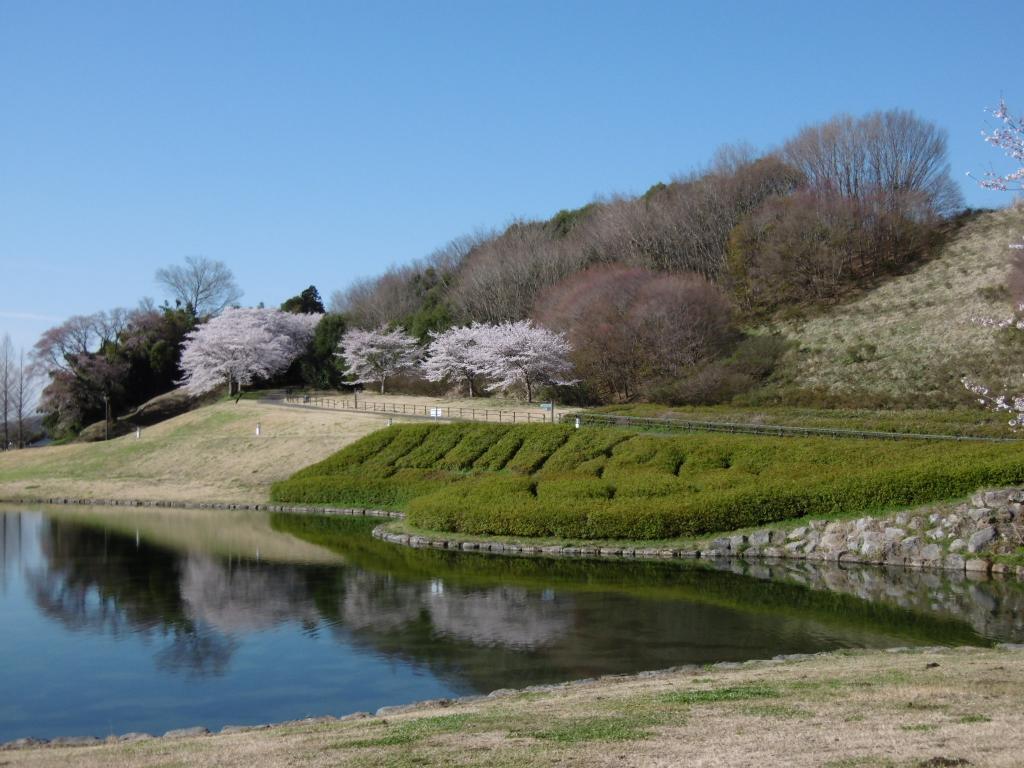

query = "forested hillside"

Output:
[[330, 109, 995, 406]]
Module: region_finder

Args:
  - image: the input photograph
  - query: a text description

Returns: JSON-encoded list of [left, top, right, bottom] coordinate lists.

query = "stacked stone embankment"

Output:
[[374, 488, 1024, 578]]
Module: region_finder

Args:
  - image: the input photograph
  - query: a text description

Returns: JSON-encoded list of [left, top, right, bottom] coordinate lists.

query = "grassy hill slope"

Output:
[[0, 400, 388, 504], [767, 206, 1024, 405], [271, 423, 1024, 539]]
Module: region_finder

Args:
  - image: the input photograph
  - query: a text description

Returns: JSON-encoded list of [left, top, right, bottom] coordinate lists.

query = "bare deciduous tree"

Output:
[[12, 348, 36, 448], [535, 266, 733, 402], [155, 256, 243, 317], [450, 221, 588, 323], [783, 109, 962, 217], [331, 270, 422, 328], [329, 233, 488, 328], [0, 334, 12, 448]]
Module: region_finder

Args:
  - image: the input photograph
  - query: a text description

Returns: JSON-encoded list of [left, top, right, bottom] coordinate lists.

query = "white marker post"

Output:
[[255, 422, 261, 436]]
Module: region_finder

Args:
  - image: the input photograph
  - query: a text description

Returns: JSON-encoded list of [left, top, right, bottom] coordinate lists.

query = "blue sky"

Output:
[[0, 0, 1020, 353]]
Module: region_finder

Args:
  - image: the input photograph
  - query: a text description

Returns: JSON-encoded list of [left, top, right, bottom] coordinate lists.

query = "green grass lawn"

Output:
[[271, 423, 1024, 540]]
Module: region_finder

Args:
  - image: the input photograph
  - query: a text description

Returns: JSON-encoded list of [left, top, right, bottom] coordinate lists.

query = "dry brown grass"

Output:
[[5, 646, 1022, 767], [0, 400, 393, 504], [773, 207, 1024, 402]]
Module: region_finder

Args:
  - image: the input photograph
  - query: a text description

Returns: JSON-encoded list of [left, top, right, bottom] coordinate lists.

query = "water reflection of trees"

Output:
[[29, 520, 190, 636], [21, 515, 583, 687], [17, 510, 1024, 692]]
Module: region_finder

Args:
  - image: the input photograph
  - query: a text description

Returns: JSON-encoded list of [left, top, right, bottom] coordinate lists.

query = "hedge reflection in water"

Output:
[[1, 506, 1022, 740]]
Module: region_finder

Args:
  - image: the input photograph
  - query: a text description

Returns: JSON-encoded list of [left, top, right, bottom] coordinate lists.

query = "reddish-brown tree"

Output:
[[534, 265, 733, 402]]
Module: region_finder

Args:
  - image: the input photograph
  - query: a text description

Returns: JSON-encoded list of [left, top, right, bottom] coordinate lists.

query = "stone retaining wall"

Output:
[[372, 487, 1024, 579]]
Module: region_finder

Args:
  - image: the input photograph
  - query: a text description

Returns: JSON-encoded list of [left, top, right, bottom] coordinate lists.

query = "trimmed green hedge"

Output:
[[270, 423, 1024, 539]]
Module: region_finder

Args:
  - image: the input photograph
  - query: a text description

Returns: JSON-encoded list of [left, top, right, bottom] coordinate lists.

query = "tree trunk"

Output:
[[526, 380, 533, 403], [380, 378, 386, 395]]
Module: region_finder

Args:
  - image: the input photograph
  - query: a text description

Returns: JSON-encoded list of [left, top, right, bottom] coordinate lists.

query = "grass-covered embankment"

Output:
[[270, 423, 1024, 539], [8, 646, 1024, 768], [0, 401, 388, 504], [767, 206, 1024, 405]]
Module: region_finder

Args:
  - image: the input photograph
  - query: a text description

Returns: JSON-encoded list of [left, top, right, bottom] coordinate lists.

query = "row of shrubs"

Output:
[[271, 424, 1024, 540]]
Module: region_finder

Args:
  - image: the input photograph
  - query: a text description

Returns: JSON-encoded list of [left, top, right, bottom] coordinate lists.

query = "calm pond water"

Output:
[[1, 504, 1023, 742]]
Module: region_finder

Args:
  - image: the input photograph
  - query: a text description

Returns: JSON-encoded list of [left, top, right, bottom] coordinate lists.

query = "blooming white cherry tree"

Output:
[[977, 99, 1024, 192], [963, 99, 1024, 427], [340, 326, 420, 394], [421, 324, 489, 397], [179, 307, 321, 396], [476, 320, 574, 403]]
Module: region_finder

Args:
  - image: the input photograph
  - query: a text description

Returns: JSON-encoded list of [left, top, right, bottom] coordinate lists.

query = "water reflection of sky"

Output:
[[0, 507, 1018, 742]]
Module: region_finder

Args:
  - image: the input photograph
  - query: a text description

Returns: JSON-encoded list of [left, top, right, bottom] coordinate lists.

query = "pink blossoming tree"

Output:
[[179, 307, 321, 396], [340, 326, 420, 394], [976, 99, 1024, 192], [421, 323, 489, 397], [475, 320, 574, 403]]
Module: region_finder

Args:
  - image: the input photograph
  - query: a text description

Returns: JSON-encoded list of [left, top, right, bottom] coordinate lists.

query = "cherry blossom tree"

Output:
[[476, 321, 574, 403], [339, 326, 420, 394], [178, 307, 321, 396], [963, 99, 1024, 427], [421, 324, 488, 397], [976, 99, 1024, 192]]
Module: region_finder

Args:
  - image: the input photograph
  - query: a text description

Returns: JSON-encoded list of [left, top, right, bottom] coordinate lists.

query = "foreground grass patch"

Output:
[[660, 682, 779, 705], [272, 422, 1024, 539], [511, 715, 662, 744], [330, 715, 473, 749], [7, 647, 1024, 768]]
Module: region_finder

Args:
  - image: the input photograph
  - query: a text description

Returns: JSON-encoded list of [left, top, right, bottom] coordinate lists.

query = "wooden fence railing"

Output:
[[282, 395, 554, 424]]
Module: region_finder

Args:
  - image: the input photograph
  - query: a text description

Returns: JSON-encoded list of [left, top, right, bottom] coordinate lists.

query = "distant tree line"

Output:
[[26, 258, 345, 439]]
